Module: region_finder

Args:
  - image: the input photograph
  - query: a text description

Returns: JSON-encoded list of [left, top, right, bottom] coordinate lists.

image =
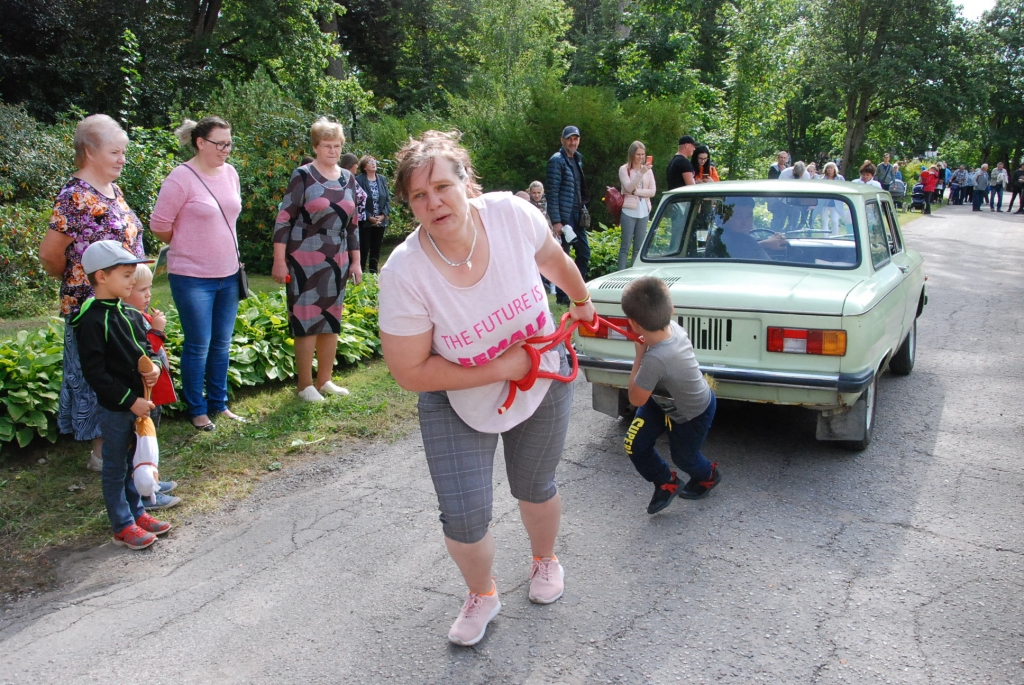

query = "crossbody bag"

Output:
[[181, 164, 249, 300]]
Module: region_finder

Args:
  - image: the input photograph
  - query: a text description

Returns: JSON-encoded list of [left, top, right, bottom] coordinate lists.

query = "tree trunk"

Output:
[[319, 8, 346, 80], [190, 0, 222, 40], [841, 89, 871, 179]]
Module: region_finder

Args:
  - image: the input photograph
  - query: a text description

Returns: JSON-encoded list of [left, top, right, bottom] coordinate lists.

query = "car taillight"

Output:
[[578, 315, 632, 340], [766, 327, 847, 356]]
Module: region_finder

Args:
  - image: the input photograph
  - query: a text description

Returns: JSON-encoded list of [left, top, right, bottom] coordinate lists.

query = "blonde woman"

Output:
[[272, 118, 362, 402], [618, 141, 656, 269]]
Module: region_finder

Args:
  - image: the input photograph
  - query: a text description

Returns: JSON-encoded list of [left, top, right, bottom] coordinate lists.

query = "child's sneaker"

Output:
[[528, 556, 564, 604], [647, 472, 680, 514], [157, 480, 177, 494], [143, 492, 181, 510], [678, 462, 722, 500], [112, 523, 157, 550], [136, 512, 172, 535], [448, 584, 501, 646]]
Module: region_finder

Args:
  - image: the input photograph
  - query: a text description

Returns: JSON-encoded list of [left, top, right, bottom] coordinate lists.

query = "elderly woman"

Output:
[[272, 118, 362, 402], [378, 131, 594, 646], [38, 115, 148, 471], [355, 156, 392, 274], [151, 116, 245, 431], [618, 141, 656, 269]]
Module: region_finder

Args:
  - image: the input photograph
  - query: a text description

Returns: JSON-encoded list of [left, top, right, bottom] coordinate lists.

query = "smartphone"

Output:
[[646, 155, 654, 166]]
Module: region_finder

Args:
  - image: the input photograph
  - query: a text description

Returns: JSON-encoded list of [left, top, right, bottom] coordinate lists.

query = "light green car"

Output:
[[576, 180, 926, 450]]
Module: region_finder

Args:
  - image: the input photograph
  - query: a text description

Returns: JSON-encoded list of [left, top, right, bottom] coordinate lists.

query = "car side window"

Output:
[[865, 202, 890, 269], [881, 202, 903, 254]]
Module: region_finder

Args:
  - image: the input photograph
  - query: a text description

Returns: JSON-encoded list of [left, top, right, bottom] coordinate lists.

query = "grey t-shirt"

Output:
[[634, 321, 712, 422]]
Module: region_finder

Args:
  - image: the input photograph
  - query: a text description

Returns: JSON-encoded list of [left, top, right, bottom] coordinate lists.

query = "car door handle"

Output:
[[897, 264, 909, 274]]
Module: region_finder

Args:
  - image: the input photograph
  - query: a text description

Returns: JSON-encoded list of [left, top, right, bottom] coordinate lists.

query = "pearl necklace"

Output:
[[425, 223, 478, 270]]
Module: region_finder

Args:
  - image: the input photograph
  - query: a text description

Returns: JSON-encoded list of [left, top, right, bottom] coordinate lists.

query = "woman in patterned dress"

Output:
[[39, 114, 147, 471], [272, 118, 362, 402]]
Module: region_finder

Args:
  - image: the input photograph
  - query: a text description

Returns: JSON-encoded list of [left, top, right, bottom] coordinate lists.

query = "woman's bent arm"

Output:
[[381, 330, 531, 393], [39, 230, 74, 278]]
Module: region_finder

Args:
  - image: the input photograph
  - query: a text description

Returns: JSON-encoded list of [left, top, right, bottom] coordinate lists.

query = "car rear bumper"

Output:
[[577, 355, 874, 393]]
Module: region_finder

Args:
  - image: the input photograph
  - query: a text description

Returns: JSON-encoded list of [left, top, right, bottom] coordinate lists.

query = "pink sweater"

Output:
[[150, 163, 243, 278]]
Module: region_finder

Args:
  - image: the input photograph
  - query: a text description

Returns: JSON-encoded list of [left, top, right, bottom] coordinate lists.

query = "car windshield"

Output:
[[643, 194, 861, 268]]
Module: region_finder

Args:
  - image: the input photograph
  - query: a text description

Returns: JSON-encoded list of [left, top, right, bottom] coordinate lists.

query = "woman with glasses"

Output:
[[151, 116, 245, 431], [272, 118, 362, 402]]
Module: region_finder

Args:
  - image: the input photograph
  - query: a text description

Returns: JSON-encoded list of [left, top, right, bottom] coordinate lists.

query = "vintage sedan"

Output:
[[576, 180, 926, 449]]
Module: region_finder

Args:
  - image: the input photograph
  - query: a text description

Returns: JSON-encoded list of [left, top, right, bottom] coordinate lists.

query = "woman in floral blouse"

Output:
[[39, 114, 146, 471]]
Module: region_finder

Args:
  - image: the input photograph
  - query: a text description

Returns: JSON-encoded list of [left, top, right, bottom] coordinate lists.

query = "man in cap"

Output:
[[666, 135, 697, 190], [546, 125, 591, 304]]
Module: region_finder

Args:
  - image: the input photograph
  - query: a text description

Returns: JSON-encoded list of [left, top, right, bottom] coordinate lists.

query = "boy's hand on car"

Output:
[[131, 397, 156, 418], [150, 308, 167, 332], [142, 367, 160, 387]]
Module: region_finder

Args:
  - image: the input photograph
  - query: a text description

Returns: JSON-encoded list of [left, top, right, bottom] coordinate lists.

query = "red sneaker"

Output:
[[136, 513, 172, 536], [113, 523, 157, 550]]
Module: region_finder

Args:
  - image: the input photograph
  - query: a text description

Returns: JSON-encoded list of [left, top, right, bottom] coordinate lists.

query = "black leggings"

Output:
[[359, 222, 387, 274]]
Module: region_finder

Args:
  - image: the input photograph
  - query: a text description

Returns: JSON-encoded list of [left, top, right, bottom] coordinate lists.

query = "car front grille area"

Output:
[[680, 316, 731, 351]]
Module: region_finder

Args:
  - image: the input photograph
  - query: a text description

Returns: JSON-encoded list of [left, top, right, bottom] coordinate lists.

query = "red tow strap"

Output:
[[498, 313, 642, 415]]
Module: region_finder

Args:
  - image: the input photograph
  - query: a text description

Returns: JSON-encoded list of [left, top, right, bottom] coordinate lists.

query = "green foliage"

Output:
[[587, 223, 622, 279], [0, 104, 75, 205], [0, 277, 382, 449], [119, 127, 179, 255], [0, 321, 64, 451], [0, 204, 60, 318]]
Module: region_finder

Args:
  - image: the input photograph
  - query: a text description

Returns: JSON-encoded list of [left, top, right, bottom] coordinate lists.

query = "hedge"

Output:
[[0, 276, 381, 454]]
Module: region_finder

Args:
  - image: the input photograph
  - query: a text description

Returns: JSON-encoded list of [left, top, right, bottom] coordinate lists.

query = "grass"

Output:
[[0, 357, 418, 596]]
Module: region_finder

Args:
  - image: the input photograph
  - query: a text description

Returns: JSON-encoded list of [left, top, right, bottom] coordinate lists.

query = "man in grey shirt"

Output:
[[621, 277, 721, 515], [972, 164, 990, 211]]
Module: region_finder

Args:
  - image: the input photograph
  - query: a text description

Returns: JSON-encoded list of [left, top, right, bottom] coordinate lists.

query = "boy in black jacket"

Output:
[[72, 241, 172, 550]]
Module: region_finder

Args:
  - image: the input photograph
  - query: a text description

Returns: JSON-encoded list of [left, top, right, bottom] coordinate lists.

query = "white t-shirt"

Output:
[[778, 168, 811, 180], [378, 193, 558, 433], [852, 179, 883, 188]]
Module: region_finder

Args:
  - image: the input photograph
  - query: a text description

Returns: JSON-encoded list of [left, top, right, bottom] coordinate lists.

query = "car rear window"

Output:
[[643, 194, 861, 268]]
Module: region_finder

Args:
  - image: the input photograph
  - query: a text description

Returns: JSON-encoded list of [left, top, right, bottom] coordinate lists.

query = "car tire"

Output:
[[840, 374, 877, 451], [889, 319, 916, 376]]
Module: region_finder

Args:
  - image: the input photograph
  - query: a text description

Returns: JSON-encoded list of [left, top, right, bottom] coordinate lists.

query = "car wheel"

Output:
[[889, 319, 916, 376], [840, 375, 877, 451]]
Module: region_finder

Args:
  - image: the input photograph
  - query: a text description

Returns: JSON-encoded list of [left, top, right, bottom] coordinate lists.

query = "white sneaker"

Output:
[[87, 451, 103, 472], [319, 381, 350, 396], [297, 385, 325, 402]]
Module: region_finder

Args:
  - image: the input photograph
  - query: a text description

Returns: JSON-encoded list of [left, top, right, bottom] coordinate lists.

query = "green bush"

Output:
[[0, 277, 382, 452], [587, 223, 622, 279], [0, 104, 75, 206], [119, 127, 179, 256], [0, 321, 64, 450], [0, 203, 60, 318]]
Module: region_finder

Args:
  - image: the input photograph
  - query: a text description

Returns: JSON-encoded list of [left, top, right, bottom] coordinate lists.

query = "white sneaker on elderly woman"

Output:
[[319, 381, 349, 396]]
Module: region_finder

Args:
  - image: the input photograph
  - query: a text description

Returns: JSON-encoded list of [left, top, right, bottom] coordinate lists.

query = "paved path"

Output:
[[2, 204, 1023, 684]]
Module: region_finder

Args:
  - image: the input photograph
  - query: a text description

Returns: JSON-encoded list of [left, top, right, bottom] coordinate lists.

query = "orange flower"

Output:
[[68, 263, 87, 286], [124, 225, 137, 244], [61, 295, 77, 316], [90, 203, 107, 218]]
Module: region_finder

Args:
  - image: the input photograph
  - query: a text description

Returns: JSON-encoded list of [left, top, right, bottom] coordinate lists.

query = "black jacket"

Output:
[[71, 298, 160, 412], [355, 173, 391, 226]]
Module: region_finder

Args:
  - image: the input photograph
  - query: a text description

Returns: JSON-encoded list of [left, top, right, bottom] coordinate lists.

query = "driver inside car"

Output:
[[705, 197, 788, 260]]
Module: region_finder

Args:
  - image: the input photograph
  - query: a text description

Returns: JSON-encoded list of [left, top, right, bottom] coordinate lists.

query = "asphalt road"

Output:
[[2, 203, 1022, 685]]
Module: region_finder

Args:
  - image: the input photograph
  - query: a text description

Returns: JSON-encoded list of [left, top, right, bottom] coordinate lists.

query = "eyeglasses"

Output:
[[201, 138, 233, 152]]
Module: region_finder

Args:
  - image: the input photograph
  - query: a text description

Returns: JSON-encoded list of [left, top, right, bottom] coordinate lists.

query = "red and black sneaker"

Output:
[[678, 463, 722, 500], [647, 472, 680, 514], [136, 512, 172, 536]]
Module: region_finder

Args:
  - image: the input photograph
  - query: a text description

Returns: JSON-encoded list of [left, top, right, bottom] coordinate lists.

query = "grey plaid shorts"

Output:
[[417, 351, 574, 544]]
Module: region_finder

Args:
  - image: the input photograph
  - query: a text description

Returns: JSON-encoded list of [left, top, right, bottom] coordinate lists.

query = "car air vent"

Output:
[[660, 277, 680, 285], [597, 277, 635, 289], [679, 316, 732, 351]]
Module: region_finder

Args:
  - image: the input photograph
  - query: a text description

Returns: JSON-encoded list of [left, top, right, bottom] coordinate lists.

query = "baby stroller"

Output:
[[910, 183, 926, 212], [889, 179, 907, 209]]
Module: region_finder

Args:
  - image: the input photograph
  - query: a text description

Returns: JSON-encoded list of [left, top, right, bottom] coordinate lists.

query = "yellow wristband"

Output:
[[572, 295, 591, 307]]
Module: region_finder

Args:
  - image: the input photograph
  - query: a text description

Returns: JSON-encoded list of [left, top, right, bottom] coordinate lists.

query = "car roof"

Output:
[[662, 179, 888, 198]]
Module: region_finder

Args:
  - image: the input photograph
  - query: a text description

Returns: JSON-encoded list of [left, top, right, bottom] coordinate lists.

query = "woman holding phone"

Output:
[[617, 141, 656, 269]]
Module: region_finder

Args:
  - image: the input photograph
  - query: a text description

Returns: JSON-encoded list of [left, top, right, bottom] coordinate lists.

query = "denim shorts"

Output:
[[417, 350, 573, 544]]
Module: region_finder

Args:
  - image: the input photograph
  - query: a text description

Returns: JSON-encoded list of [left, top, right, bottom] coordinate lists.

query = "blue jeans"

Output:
[[624, 392, 716, 486], [989, 186, 1003, 210], [168, 273, 239, 417], [98, 407, 145, 532]]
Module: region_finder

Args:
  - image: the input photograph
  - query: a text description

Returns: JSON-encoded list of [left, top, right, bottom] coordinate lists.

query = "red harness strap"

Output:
[[498, 313, 642, 414]]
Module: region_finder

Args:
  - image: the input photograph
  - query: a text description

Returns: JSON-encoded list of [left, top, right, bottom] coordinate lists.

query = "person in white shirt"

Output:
[[989, 162, 1009, 212], [852, 161, 882, 188]]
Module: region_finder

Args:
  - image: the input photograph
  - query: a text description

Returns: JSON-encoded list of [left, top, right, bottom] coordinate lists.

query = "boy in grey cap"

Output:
[[72, 241, 175, 550]]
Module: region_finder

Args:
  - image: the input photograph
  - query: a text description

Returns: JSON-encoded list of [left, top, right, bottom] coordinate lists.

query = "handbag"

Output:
[[181, 164, 250, 300], [604, 186, 623, 225], [622, 194, 640, 210]]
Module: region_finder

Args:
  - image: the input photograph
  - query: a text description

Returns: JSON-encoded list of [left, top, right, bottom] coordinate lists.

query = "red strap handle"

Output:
[[497, 313, 642, 414]]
